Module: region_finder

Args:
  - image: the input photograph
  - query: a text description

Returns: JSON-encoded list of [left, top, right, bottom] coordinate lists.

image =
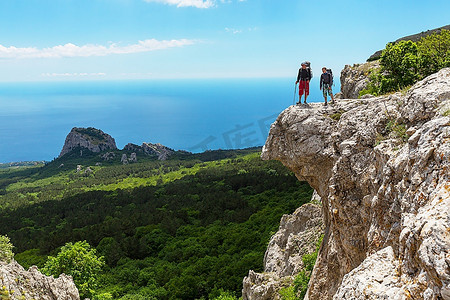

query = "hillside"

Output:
[[0, 147, 312, 299]]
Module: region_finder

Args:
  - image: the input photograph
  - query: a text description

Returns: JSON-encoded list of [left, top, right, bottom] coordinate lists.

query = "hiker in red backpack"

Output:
[[320, 67, 335, 106], [295, 62, 312, 104]]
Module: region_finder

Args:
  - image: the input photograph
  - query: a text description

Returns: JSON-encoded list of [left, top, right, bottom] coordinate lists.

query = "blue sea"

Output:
[[0, 79, 339, 163]]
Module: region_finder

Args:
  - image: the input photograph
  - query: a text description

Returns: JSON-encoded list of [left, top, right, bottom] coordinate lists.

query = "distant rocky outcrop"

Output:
[[242, 201, 324, 299], [338, 61, 380, 99], [101, 151, 116, 161], [261, 68, 450, 299], [59, 127, 117, 157], [0, 161, 45, 169], [0, 260, 79, 300], [58, 127, 176, 161], [121, 152, 137, 164], [368, 24, 450, 61], [124, 142, 175, 160]]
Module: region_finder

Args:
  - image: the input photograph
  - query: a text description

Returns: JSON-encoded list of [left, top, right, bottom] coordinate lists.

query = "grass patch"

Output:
[[386, 119, 409, 142], [328, 109, 345, 121], [374, 118, 410, 147]]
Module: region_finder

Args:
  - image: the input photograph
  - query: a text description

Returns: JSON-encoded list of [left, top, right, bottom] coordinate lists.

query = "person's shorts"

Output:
[[299, 80, 309, 96], [322, 83, 333, 97]]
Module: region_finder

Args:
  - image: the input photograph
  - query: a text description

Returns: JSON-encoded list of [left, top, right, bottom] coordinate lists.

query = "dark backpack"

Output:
[[304, 61, 313, 79], [326, 68, 333, 85]]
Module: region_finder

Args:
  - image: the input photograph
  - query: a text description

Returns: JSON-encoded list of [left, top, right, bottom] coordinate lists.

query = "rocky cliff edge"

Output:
[[262, 68, 450, 299], [242, 200, 324, 299], [0, 260, 79, 300], [338, 61, 380, 99]]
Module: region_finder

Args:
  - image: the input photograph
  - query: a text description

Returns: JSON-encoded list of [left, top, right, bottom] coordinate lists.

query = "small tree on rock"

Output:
[[43, 240, 104, 299], [0, 235, 14, 263]]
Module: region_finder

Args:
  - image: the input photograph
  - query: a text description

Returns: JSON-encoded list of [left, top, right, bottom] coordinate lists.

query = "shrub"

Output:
[[363, 29, 450, 95], [14, 248, 47, 269], [330, 112, 342, 121], [93, 293, 113, 300], [301, 252, 318, 272], [375, 118, 410, 146], [329, 109, 345, 121], [293, 270, 310, 299], [212, 290, 238, 300], [279, 286, 297, 300], [0, 235, 14, 263], [386, 119, 409, 142], [380, 40, 420, 92], [42, 241, 105, 299], [418, 29, 450, 76]]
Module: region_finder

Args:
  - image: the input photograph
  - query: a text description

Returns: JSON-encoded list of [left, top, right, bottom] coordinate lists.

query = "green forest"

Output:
[[0, 148, 313, 299]]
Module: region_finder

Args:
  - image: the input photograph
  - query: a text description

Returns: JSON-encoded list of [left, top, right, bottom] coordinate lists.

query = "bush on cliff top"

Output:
[[43, 241, 105, 299], [360, 29, 450, 96]]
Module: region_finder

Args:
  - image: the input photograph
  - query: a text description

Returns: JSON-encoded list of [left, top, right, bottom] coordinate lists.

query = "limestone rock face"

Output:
[[262, 68, 450, 300], [129, 152, 137, 162], [242, 202, 324, 299], [0, 260, 80, 300], [124, 142, 175, 160], [340, 61, 379, 99], [121, 153, 129, 164], [59, 127, 117, 157], [333, 246, 404, 299], [242, 271, 287, 300], [264, 202, 324, 277], [101, 151, 116, 161]]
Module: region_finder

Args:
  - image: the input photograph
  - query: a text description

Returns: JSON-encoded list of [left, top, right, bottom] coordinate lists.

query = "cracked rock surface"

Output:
[[262, 68, 450, 300], [0, 260, 79, 300]]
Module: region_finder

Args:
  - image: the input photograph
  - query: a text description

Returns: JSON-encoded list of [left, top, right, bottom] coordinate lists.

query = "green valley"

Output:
[[0, 148, 312, 299]]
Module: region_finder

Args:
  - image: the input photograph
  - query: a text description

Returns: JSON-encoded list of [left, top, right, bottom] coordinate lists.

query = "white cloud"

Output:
[[41, 72, 107, 77], [143, 0, 215, 8], [0, 39, 195, 59], [225, 26, 258, 34], [142, 0, 247, 8], [225, 27, 243, 34]]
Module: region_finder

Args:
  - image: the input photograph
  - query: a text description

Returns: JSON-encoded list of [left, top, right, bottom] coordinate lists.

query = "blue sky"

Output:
[[0, 0, 448, 81]]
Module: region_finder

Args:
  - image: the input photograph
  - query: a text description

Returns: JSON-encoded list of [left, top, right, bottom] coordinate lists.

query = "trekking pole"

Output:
[[293, 82, 297, 106]]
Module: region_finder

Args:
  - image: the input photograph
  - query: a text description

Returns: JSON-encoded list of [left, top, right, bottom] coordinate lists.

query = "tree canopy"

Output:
[[361, 29, 450, 96], [42, 241, 105, 299]]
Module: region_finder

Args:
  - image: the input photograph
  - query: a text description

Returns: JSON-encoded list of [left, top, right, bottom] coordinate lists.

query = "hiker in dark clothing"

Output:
[[320, 67, 335, 106], [295, 62, 312, 104]]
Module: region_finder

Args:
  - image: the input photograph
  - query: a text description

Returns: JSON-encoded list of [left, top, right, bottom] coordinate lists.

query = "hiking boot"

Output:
[[304, 101, 307, 104], [324, 102, 327, 106], [296, 101, 301, 105], [331, 100, 335, 105]]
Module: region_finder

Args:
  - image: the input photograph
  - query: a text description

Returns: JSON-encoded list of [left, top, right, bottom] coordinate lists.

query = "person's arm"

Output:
[[320, 74, 323, 89], [329, 73, 333, 86], [296, 69, 300, 83]]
